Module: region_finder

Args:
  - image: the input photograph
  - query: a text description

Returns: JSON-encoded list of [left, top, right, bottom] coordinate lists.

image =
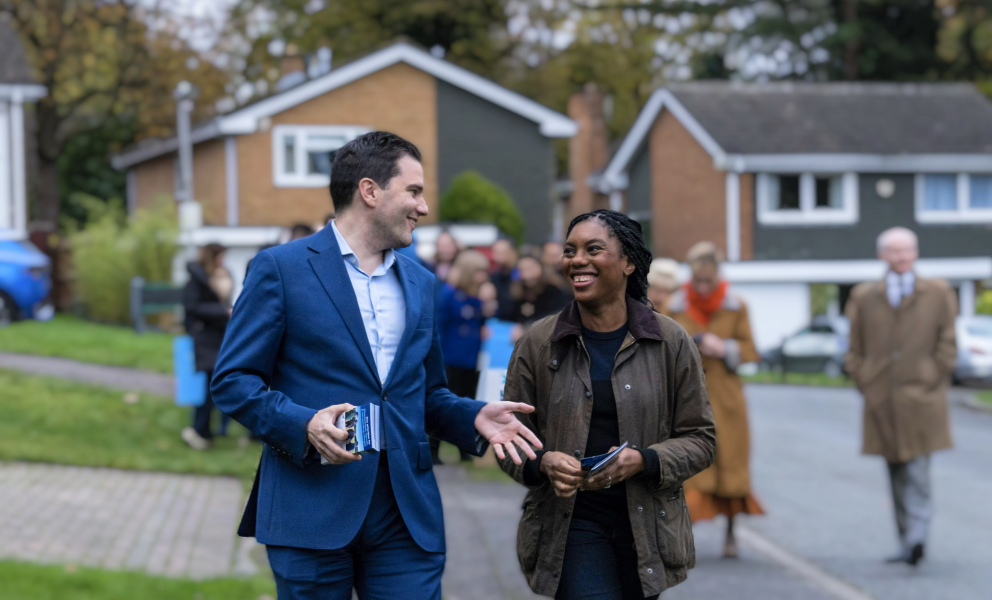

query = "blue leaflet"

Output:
[[323, 403, 382, 464], [580, 441, 629, 476]]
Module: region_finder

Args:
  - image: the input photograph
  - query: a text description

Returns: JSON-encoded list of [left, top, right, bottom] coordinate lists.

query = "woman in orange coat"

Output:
[[664, 241, 763, 557]]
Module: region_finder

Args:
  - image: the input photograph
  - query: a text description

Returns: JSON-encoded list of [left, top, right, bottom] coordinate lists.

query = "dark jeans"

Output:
[[192, 370, 215, 439], [430, 366, 480, 463], [555, 515, 655, 600]]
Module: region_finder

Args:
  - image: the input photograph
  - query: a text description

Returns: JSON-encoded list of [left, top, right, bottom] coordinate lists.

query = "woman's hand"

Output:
[[697, 333, 727, 358], [581, 448, 645, 491], [540, 451, 585, 498]]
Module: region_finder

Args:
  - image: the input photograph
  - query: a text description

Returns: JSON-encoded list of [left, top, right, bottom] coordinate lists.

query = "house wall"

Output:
[[436, 80, 555, 245], [751, 173, 992, 259], [648, 110, 726, 261], [133, 153, 175, 210], [192, 138, 227, 225], [236, 63, 439, 227], [624, 143, 654, 253]]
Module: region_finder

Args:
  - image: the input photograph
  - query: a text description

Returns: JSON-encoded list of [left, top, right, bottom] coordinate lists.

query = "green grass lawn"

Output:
[[742, 370, 854, 388], [974, 390, 992, 407], [0, 370, 260, 484], [0, 561, 274, 600], [0, 314, 174, 373]]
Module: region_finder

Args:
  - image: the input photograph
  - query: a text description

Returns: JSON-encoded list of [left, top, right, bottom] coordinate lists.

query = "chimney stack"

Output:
[[566, 83, 611, 228]]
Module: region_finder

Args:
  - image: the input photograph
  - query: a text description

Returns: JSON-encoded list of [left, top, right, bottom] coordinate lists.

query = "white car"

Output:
[[955, 315, 992, 382]]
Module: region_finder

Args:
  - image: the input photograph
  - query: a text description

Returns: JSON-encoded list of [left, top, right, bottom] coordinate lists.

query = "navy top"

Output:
[[573, 324, 630, 520], [436, 283, 484, 370]]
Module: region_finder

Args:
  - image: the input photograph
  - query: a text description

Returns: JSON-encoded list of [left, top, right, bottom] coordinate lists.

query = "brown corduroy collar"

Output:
[[551, 295, 664, 342]]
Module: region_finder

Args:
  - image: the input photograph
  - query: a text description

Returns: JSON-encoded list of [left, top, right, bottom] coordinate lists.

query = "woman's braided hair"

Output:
[[565, 210, 653, 305]]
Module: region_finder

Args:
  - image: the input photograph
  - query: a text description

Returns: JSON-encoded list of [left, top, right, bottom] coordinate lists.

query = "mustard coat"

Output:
[[665, 288, 759, 498]]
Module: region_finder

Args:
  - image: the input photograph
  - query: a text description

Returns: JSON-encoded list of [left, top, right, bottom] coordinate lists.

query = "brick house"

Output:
[[0, 16, 46, 241], [593, 82, 992, 350], [112, 42, 576, 292]]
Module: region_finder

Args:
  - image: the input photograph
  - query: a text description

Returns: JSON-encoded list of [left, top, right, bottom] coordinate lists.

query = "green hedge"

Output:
[[439, 170, 524, 243], [68, 194, 177, 324]]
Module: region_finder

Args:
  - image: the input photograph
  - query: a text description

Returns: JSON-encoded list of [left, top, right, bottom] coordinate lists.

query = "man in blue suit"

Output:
[[212, 132, 542, 599]]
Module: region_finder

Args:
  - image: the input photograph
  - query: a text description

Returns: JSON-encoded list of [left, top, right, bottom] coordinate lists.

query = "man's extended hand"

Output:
[[307, 403, 361, 465], [474, 402, 543, 465]]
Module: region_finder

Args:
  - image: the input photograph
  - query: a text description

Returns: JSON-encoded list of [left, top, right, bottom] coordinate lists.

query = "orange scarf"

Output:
[[684, 280, 728, 327]]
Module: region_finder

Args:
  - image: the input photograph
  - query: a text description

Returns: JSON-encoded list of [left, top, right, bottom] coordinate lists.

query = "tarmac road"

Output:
[[438, 384, 992, 600]]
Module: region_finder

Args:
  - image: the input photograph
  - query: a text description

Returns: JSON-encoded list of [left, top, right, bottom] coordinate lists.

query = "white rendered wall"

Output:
[[730, 283, 811, 353], [0, 100, 10, 231]]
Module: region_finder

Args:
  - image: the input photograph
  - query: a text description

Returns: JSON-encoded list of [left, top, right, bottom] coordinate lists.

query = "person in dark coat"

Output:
[[490, 238, 519, 321], [181, 243, 233, 450], [508, 254, 571, 342]]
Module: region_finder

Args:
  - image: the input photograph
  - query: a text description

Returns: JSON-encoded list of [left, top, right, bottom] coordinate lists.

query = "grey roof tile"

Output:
[[0, 16, 37, 85], [666, 81, 992, 154]]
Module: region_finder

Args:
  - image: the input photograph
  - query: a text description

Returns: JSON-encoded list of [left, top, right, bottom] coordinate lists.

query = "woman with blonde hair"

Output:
[[664, 241, 763, 558], [181, 243, 234, 450], [646, 258, 680, 311], [433, 249, 492, 463]]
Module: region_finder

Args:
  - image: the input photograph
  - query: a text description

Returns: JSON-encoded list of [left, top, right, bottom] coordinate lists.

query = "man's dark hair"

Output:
[[329, 131, 422, 213], [566, 209, 653, 306], [290, 223, 315, 240]]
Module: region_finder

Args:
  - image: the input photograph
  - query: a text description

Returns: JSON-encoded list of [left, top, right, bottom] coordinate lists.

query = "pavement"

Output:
[[0, 462, 250, 579], [0, 352, 173, 396], [1, 372, 989, 599]]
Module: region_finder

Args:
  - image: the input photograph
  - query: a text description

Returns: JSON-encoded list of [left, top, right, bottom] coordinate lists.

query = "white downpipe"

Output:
[[10, 90, 26, 235], [959, 280, 976, 318], [0, 100, 10, 231], [725, 171, 741, 262], [225, 136, 239, 226]]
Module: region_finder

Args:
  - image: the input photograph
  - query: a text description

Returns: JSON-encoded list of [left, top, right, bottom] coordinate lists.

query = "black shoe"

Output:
[[907, 543, 924, 566]]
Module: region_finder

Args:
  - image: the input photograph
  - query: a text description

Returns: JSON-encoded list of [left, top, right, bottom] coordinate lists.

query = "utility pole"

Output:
[[173, 81, 201, 282]]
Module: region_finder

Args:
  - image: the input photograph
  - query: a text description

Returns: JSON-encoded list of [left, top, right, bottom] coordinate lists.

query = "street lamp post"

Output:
[[173, 81, 201, 283]]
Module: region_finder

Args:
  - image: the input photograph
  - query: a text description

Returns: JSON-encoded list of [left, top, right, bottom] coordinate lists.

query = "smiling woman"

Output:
[[497, 210, 716, 600]]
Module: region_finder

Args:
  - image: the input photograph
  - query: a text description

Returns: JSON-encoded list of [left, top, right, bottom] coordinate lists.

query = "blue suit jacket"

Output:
[[211, 226, 486, 552]]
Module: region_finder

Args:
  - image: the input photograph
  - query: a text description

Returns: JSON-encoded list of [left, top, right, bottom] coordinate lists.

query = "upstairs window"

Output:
[[273, 125, 369, 188], [756, 173, 858, 225], [915, 174, 992, 223]]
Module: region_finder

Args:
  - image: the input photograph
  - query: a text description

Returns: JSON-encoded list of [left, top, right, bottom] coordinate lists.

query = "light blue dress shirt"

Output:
[[330, 221, 406, 386]]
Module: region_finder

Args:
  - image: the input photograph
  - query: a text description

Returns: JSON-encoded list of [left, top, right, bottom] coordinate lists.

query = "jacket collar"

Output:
[[551, 295, 664, 342]]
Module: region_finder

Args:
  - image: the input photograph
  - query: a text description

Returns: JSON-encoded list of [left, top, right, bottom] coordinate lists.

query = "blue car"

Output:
[[0, 239, 54, 326]]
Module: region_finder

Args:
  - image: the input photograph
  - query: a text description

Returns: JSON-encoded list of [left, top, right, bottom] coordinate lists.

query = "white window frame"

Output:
[[914, 173, 992, 224], [756, 172, 859, 226], [272, 125, 370, 188]]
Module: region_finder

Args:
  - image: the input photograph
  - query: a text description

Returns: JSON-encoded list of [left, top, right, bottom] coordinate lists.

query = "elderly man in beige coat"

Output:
[[845, 227, 956, 567]]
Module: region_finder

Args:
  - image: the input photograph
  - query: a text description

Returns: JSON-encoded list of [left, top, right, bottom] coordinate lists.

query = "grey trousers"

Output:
[[887, 455, 932, 550]]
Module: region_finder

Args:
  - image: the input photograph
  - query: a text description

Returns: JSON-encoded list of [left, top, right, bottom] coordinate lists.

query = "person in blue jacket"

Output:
[[210, 131, 542, 600], [432, 249, 492, 463]]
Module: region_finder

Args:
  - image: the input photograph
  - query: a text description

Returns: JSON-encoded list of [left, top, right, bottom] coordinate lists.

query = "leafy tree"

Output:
[[440, 171, 524, 243], [1, 0, 227, 230], [226, 0, 517, 93]]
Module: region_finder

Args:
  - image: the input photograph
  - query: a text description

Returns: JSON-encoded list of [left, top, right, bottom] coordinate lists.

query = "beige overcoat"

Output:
[[844, 276, 956, 463], [665, 289, 759, 498]]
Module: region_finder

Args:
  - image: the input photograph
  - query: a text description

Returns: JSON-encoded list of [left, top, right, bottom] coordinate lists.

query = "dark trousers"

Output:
[[192, 370, 215, 439], [267, 453, 444, 599], [555, 515, 655, 600], [430, 366, 480, 463]]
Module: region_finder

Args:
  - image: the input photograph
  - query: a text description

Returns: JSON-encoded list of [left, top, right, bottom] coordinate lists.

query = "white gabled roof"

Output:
[[600, 82, 992, 193], [113, 43, 577, 169], [599, 88, 726, 193]]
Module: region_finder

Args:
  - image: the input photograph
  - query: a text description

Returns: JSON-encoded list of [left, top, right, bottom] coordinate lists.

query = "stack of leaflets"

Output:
[[580, 441, 629, 477], [321, 403, 381, 464]]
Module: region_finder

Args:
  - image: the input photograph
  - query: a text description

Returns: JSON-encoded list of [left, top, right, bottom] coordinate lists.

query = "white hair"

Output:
[[876, 227, 918, 253]]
